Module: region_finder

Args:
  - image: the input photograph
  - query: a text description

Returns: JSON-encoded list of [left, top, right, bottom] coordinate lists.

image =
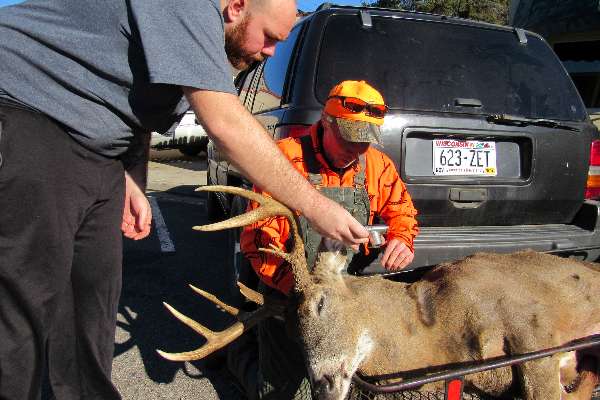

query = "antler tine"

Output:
[[238, 281, 264, 305], [157, 295, 281, 362], [194, 185, 312, 293], [189, 284, 239, 316], [194, 185, 295, 232], [161, 302, 215, 338], [259, 244, 294, 263]]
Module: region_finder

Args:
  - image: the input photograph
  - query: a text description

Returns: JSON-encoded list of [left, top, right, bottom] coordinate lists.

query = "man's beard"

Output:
[[225, 16, 264, 70]]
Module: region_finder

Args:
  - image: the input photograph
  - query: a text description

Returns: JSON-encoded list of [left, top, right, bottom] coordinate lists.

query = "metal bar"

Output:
[[514, 28, 528, 44], [542, 246, 600, 254], [352, 335, 600, 394], [359, 10, 372, 28]]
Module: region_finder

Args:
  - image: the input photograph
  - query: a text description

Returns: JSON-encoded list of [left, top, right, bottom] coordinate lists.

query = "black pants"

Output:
[[0, 104, 124, 400], [257, 285, 313, 400]]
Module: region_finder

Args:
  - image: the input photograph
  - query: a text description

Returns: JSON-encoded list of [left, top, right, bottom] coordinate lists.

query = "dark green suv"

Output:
[[207, 4, 600, 275]]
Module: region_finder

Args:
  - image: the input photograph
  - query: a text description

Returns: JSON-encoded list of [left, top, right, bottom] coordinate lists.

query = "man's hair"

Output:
[[250, 0, 297, 14]]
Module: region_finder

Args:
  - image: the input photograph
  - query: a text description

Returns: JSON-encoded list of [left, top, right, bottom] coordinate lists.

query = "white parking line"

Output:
[[149, 196, 176, 253]]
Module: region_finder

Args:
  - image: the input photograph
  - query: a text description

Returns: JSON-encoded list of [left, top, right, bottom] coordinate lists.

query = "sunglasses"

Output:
[[328, 96, 388, 119]]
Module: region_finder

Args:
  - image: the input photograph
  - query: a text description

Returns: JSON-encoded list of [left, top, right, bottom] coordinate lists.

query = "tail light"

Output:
[[274, 124, 311, 140], [586, 140, 600, 199], [445, 378, 464, 400]]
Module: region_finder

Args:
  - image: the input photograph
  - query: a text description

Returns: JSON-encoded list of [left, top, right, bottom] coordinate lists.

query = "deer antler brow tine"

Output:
[[258, 245, 293, 264], [188, 284, 239, 316], [237, 282, 264, 305]]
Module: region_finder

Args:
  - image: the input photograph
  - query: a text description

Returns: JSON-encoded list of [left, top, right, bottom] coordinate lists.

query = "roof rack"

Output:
[[514, 27, 528, 44], [359, 9, 373, 28], [316, 2, 332, 11]]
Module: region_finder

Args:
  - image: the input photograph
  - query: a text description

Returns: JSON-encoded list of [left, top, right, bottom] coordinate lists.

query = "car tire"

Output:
[[206, 190, 225, 224], [179, 137, 208, 157]]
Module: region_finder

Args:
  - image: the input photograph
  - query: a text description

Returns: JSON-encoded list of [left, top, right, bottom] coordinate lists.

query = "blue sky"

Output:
[[0, 0, 365, 11], [298, 0, 363, 12]]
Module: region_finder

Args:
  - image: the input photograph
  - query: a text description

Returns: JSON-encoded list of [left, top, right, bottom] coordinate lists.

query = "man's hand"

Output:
[[381, 239, 414, 271], [122, 172, 152, 240], [303, 196, 369, 251]]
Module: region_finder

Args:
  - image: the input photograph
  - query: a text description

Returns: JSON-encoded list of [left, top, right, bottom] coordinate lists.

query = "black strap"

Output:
[[299, 135, 323, 186]]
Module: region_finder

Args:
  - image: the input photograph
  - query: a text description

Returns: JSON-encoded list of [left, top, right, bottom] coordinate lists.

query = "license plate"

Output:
[[432, 139, 497, 176]]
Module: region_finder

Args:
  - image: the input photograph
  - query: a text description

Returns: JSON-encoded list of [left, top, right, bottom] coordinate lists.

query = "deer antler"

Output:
[[157, 282, 285, 361], [158, 185, 312, 362], [194, 185, 311, 293]]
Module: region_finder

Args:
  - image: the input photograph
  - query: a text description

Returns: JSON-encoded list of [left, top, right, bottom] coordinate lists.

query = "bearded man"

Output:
[[0, 0, 370, 399]]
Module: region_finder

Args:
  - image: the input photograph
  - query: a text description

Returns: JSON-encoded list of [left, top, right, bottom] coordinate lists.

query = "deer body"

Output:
[[158, 186, 600, 400], [297, 250, 600, 399]]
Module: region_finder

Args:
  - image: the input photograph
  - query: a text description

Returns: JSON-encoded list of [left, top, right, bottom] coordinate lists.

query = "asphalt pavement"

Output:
[[113, 150, 245, 400]]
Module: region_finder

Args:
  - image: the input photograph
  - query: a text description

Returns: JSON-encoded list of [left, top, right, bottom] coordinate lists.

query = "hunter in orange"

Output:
[[240, 80, 419, 295]]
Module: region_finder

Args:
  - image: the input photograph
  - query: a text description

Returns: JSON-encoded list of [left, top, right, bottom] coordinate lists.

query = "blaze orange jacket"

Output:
[[240, 123, 419, 295]]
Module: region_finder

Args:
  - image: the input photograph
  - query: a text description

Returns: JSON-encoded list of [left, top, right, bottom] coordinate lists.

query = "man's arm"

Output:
[[184, 87, 369, 247], [120, 132, 152, 240]]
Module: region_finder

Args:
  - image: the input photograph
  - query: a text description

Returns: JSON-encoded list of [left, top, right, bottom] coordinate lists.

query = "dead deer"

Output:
[[158, 185, 600, 400]]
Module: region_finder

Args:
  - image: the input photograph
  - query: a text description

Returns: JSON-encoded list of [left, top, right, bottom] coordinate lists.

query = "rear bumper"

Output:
[[360, 200, 600, 275]]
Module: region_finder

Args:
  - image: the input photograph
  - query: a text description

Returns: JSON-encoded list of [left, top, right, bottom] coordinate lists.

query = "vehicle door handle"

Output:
[[449, 188, 487, 208]]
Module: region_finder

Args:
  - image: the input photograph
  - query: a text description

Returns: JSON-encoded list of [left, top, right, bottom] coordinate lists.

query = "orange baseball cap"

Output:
[[324, 80, 387, 144]]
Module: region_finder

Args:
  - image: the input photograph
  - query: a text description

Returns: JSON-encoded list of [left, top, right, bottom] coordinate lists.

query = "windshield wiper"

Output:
[[486, 114, 580, 132]]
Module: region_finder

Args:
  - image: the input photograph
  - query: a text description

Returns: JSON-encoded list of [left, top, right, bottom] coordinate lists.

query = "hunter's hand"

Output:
[[381, 239, 414, 271], [303, 196, 369, 250], [122, 172, 152, 240]]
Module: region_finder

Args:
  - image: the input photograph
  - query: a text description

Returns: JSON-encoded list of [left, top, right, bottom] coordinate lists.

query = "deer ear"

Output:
[[313, 238, 349, 278]]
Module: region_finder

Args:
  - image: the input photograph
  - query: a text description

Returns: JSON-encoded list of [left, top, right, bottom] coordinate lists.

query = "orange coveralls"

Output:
[[240, 123, 419, 295]]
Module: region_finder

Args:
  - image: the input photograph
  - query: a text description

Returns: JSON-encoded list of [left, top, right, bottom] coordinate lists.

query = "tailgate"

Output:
[[398, 122, 591, 227]]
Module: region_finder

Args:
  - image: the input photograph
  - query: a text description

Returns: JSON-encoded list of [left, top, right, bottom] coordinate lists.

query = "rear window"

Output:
[[316, 15, 586, 121]]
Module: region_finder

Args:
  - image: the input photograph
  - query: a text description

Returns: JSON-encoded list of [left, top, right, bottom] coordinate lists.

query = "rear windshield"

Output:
[[316, 15, 586, 121]]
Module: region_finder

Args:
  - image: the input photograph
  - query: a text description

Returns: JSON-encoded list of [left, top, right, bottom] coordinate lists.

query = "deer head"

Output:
[[291, 247, 376, 400], [157, 186, 375, 400]]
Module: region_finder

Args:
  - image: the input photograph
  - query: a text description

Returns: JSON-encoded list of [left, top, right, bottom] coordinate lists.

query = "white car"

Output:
[[151, 110, 208, 156]]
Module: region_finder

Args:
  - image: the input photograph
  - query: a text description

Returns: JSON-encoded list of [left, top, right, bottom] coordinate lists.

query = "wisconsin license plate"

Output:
[[432, 139, 497, 176]]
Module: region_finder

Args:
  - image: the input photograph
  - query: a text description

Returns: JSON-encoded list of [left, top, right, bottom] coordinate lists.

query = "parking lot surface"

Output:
[[113, 150, 244, 400]]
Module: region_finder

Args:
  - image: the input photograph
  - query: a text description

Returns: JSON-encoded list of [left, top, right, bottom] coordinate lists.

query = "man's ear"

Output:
[[223, 0, 248, 23]]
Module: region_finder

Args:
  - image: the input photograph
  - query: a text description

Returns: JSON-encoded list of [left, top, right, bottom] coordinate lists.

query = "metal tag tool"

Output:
[[365, 224, 388, 248]]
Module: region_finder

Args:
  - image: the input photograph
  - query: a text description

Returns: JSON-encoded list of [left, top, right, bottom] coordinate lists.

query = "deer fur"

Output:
[[293, 248, 600, 400], [176, 186, 600, 400]]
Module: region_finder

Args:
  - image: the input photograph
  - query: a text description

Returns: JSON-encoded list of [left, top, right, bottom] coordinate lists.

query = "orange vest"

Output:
[[240, 123, 419, 295]]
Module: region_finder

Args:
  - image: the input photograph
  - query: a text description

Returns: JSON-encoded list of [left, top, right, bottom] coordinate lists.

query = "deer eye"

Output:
[[317, 296, 325, 314]]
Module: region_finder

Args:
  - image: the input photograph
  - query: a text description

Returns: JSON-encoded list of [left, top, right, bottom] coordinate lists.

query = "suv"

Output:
[[207, 4, 600, 275]]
